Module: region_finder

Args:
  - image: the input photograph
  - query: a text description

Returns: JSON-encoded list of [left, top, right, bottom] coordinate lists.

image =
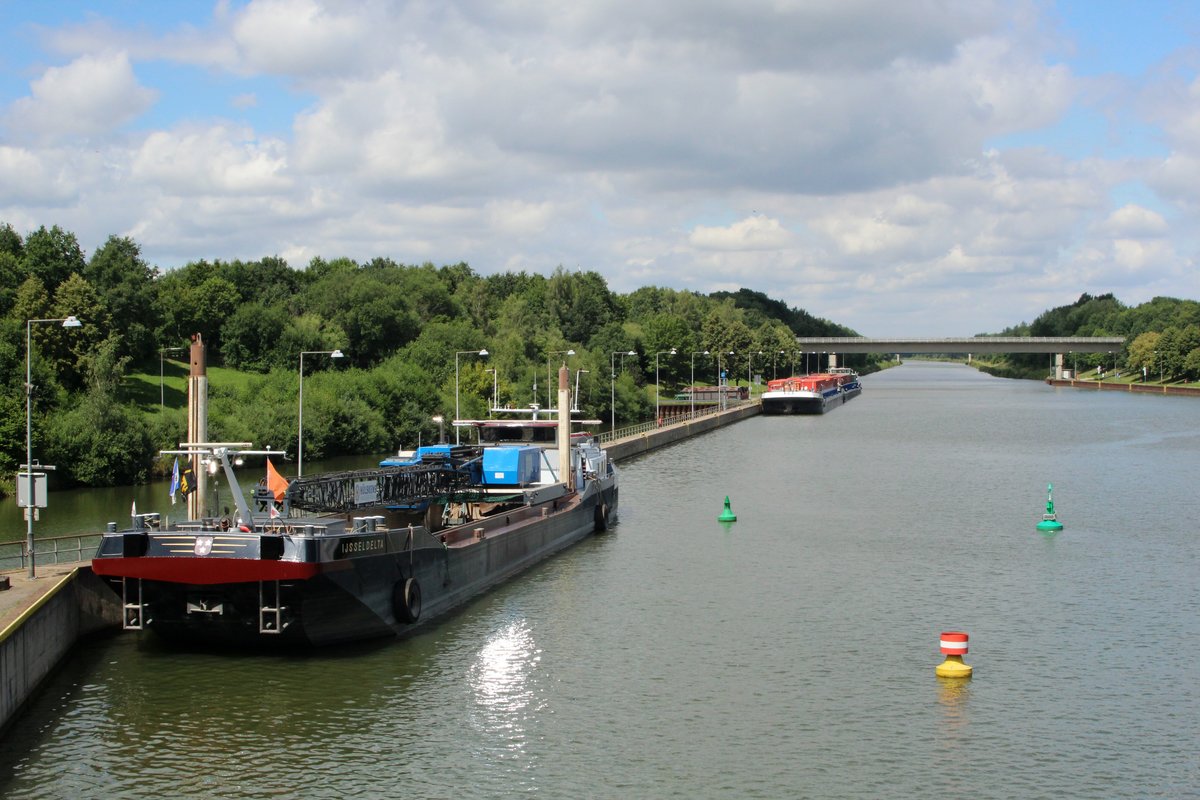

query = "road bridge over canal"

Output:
[[794, 337, 1126, 378]]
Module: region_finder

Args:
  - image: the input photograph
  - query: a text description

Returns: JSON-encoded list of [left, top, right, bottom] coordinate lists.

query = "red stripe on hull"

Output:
[[91, 557, 320, 584]]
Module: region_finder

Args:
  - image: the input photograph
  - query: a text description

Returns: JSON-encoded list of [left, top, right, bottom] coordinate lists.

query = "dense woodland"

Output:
[[980, 292, 1200, 379], [0, 222, 869, 494]]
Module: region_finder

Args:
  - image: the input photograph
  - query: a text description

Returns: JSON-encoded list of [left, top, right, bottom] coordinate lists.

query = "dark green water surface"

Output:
[[2, 362, 1197, 798]]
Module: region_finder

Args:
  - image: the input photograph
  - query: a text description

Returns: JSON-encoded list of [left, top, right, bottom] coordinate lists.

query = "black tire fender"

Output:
[[394, 577, 422, 624], [594, 501, 609, 532]]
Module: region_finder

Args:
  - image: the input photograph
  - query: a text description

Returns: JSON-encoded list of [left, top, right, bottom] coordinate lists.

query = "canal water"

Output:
[[2, 361, 1197, 798]]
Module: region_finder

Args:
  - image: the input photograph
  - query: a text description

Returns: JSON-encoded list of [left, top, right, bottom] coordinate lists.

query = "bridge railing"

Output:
[[0, 533, 101, 573]]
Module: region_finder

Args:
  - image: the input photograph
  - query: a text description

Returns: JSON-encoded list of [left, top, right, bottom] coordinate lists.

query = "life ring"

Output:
[[594, 501, 609, 532], [393, 577, 422, 624]]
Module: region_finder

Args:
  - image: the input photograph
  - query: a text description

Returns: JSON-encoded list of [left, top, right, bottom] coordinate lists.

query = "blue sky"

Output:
[[2, 0, 1199, 335]]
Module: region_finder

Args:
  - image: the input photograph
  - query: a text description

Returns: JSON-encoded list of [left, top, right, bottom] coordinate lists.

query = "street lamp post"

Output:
[[690, 350, 709, 418], [610, 350, 635, 431], [655, 348, 677, 423], [547, 350, 576, 408], [573, 369, 589, 411], [298, 348, 345, 476], [455, 349, 489, 444], [24, 315, 82, 578], [159, 346, 186, 409], [484, 367, 498, 413], [748, 350, 762, 390], [717, 351, 734, 410]]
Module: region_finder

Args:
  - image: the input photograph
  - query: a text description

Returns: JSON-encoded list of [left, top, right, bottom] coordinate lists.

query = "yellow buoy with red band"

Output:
[[935, 631, 973, 678]]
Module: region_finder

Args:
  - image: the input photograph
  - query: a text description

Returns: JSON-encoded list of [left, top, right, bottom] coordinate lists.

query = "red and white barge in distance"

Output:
[[761, 367, 862, 414]]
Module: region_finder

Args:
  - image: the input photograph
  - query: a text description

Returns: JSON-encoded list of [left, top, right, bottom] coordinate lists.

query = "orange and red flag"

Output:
[[266, 458, 289, 502]]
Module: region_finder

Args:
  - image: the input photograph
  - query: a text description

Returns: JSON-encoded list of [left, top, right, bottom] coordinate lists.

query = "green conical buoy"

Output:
[[718, 496, 737, 522], [1036, 482, 1063, 532]]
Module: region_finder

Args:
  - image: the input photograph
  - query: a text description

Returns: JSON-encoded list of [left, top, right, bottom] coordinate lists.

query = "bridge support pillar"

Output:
[[1055, 352, 1064, 379], [828, 353, 838, 368]]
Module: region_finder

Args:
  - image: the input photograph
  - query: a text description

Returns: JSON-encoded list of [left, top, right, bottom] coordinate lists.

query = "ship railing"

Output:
[[0, 533, 103, 572]]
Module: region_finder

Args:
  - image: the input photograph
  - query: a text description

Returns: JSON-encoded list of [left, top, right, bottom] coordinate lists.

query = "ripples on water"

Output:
[[2, 363, 1198, 798]]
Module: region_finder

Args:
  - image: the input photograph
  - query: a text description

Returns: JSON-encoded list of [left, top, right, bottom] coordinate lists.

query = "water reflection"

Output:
[[936, 676, 972, 726], [468, 619, 541, 751]]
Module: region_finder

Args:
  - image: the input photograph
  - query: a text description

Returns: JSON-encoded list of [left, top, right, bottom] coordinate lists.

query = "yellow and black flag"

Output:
[[178, 463, 197, 496]]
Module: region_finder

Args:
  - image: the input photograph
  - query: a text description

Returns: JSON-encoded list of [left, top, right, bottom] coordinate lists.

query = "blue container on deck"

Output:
[[482, 446, 541, 486], [380, 444, 453, 468]]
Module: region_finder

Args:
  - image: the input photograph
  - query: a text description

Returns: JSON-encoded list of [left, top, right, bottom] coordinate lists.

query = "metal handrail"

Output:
[[596, 398, 755, 444], [0, 533, 102, 573]]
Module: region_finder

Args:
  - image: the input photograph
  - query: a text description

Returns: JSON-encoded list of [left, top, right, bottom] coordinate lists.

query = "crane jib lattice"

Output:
[[284, 463, 473, 512]]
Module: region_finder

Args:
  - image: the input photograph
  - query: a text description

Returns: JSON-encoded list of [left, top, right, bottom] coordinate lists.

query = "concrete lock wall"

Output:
[[0, 569, 122, 734], [606, 403, 760, 462]]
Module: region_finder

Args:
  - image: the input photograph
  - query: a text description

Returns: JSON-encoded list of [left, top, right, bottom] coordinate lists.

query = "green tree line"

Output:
[[983, 292, 1200, 379], [0, 222, 872, 494]]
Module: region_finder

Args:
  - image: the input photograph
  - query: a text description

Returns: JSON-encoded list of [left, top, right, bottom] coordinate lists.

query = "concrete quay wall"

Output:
[[1045, 378, 1200, 397], [606, 402, 760, 462], [0, 567, 121, 735]]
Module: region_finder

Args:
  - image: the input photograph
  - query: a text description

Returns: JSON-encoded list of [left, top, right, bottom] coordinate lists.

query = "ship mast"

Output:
[[186, 333, 207, 520], [557, 363, 572, 490]]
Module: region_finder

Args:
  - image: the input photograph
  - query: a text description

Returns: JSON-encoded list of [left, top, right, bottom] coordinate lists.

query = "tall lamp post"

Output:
[[690, 350, 709, 418], [717, 351, 734, 410], [610, 350, 636, 432], [24, 315, 82, 578], [748, 350, 762, 390], [159, 346, 186, 408], [655, 348, 677, 422], [484, 367, 498, 413], [547, 349, 576, 408], [455, 348, 489, 444], [298, 348, 345, 476]]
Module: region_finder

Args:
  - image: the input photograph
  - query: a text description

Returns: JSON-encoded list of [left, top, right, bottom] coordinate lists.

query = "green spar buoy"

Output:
[[1036, 483, 1063, 532], [718, 496, 737, 522]]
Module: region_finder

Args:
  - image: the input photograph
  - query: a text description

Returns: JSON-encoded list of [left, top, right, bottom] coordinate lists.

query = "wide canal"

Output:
[[1, 361, 1197, 798]]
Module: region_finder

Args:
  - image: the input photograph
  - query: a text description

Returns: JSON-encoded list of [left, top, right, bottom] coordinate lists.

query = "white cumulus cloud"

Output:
[[5, 51, 157, 141]]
